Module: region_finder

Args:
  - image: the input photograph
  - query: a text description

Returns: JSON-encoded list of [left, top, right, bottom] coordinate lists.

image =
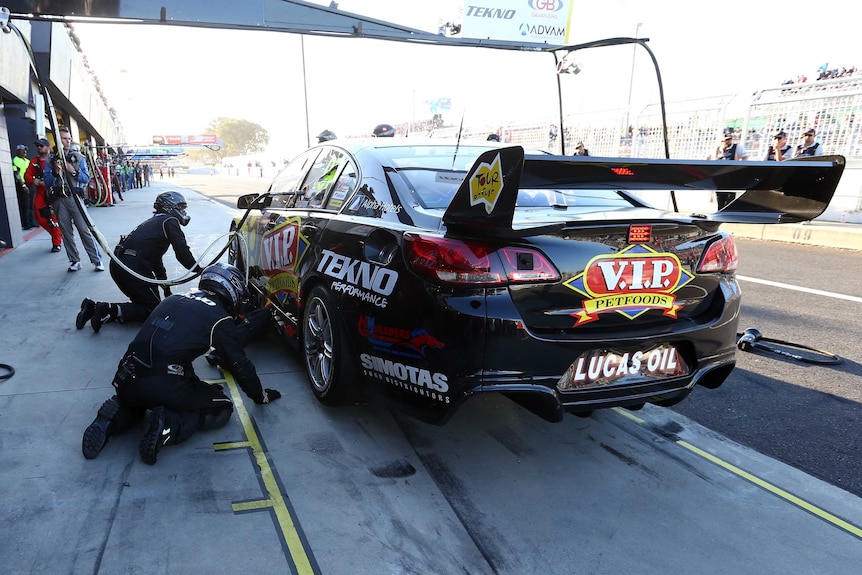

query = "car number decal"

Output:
[[563, 244, 694, 325]]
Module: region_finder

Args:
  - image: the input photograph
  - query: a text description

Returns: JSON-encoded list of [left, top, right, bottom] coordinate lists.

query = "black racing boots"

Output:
[[91, 302, 119, 333], [76, 298, 96, 330], [82, 396, 121, 459], [139, 407, 174, 465]]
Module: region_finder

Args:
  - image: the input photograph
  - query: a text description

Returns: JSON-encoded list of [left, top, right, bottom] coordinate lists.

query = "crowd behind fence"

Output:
[[414, 75, 862, 162]]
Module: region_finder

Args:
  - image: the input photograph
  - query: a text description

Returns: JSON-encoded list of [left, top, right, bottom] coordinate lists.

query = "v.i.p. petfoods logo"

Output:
[[564, 244, 694, 325]]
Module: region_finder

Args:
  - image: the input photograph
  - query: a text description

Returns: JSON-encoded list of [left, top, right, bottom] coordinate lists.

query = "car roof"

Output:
[[324, 137, 504, 154]]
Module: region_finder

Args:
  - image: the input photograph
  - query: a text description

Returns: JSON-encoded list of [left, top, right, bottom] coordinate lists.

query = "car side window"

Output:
[[269, 149, 321, 209], [297, 148, 348, 209], [325, 159, 358, 211]]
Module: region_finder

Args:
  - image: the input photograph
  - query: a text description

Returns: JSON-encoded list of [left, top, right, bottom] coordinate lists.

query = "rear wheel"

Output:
[[302, 285, 357, 405]]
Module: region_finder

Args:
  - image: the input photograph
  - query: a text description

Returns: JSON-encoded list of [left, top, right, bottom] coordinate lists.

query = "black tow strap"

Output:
[[736, 328, 841, 365]]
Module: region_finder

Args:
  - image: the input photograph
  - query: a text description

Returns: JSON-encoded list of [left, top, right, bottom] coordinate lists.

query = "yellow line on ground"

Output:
[[213, 440, 252, 451], [215, 373, 317, 575], [612, 407, 862, 540]]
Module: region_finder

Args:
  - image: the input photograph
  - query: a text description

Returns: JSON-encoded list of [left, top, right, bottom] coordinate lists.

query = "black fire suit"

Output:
[[106, 290, 272, 446], [111, 213, 198, 323]]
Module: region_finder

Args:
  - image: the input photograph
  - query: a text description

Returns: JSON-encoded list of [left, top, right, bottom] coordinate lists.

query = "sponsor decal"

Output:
[[469, 153, 504, 214], [318, 249, 398, 309], [519, 23, 566, 37], [261, 217, 309, 274], [357, 316, 445, 359], [360, 198, 402, 213], [435, 172, 464, 184], [360, 353, 450, 403], [260, 216, 309, 305], [527, 0, 563, 12], [563, 244, 694, 325], [465, 6, 516, 18], [558, 344, 687, 390]]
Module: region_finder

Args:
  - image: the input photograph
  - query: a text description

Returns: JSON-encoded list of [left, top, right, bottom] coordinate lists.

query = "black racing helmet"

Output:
[[199, 263, 246, 313], [317, 129, 337, 143], [154, 191, 190, 226], [372, 123, 396, 137]]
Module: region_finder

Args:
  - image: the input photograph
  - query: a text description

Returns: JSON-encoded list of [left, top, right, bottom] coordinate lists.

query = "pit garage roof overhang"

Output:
[[5, 0, 664, 157], [6, 0, 561, 52]]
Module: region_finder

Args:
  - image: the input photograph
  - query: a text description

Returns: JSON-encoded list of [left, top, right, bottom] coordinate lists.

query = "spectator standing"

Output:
[[80, 263, 281, 464], [573, 141, 590, 156], [763, 131, 792, 161], [12, 144, 36, 229], [715, 130, 749, 161], [76, 191, 199, 333], [42, 128, 103, 272], [25, 137, 63, 252], [794, 128, 824, 157]]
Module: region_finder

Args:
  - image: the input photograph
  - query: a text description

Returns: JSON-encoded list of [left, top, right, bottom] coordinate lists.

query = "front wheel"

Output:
[[302, 285, 357, 405]]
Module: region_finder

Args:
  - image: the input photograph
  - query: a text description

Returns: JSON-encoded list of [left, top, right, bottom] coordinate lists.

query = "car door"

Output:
[[257, 147, 360, 334]]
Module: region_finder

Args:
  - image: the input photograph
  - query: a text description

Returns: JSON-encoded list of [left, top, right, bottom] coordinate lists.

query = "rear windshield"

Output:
[[378, 145, 639, 211]]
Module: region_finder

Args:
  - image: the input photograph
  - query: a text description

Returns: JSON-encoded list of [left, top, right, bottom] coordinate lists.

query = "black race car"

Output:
[[229, 139, 844, 424]]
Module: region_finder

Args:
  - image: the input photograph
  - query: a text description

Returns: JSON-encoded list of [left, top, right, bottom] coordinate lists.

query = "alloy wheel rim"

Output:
[[304, 297, 333, 392]]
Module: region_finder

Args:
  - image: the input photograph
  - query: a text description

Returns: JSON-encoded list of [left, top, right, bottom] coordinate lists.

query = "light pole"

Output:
[[625, 22, 642, 143]]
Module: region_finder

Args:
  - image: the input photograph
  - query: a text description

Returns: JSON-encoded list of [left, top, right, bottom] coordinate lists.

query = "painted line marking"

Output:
[[209, 374, 321, 575], [613, 408, 862, 540], [738, 275, 862, 304]]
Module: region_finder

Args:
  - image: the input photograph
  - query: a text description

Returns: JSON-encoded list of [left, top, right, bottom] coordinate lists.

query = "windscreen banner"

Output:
[[460, 0, 574, 44]]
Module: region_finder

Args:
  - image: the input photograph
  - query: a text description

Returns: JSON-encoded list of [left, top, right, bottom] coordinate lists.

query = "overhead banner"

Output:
[[460, 0, 574, 44]]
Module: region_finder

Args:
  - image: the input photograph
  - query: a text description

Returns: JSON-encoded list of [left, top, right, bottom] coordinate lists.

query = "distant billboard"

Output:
[[460, 0, 574, 44], [152, 134, 218, 145]]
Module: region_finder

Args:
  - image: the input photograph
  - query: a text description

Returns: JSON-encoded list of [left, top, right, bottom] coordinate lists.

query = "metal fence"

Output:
[[433, 75, 862, 162], [421, 76, 862, 221]]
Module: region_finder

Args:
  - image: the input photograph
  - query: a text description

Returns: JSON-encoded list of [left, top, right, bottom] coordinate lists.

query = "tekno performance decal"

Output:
[[563, 244, 694, 325]]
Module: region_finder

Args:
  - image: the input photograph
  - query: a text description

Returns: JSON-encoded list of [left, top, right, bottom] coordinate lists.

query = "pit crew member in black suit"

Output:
[[81, 263, 281, 464]]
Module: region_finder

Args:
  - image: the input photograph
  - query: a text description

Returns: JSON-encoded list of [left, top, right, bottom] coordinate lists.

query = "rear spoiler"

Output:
[[443, 146, 845, 235]]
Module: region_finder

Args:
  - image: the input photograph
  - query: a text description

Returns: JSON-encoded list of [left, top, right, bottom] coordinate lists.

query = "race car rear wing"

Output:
[[443, 147, 845, 235]]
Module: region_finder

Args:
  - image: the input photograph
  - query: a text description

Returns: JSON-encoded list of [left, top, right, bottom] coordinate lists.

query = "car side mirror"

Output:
[[237, 193, 271, 210]]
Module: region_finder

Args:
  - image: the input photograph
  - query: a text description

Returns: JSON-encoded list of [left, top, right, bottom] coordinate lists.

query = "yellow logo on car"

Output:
[[469, 153, 503, 214]]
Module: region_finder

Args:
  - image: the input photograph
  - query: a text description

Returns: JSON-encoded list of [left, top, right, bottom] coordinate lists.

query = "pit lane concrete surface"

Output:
[[1, 179, 861, 575]]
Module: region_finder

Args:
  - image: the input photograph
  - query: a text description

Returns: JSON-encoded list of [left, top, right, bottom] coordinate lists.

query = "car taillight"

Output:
[[697, 232, 738, 273], [403, 234, 560, 286]]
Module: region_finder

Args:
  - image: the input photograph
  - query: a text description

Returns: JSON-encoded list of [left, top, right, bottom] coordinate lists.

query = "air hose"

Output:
[[736, 328, 841, 365], [0, 363, 14, 381]]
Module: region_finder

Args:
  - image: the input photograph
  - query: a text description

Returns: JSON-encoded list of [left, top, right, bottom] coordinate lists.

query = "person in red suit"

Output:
[[25, 137, 63, 252]]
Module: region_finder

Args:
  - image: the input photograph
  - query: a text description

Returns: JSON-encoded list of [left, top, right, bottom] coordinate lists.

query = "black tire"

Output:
[[302, 285, 357, 405]]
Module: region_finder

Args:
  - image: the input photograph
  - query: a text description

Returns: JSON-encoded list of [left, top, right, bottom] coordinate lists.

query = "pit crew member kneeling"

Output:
[[81, 263, 280, 465]]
